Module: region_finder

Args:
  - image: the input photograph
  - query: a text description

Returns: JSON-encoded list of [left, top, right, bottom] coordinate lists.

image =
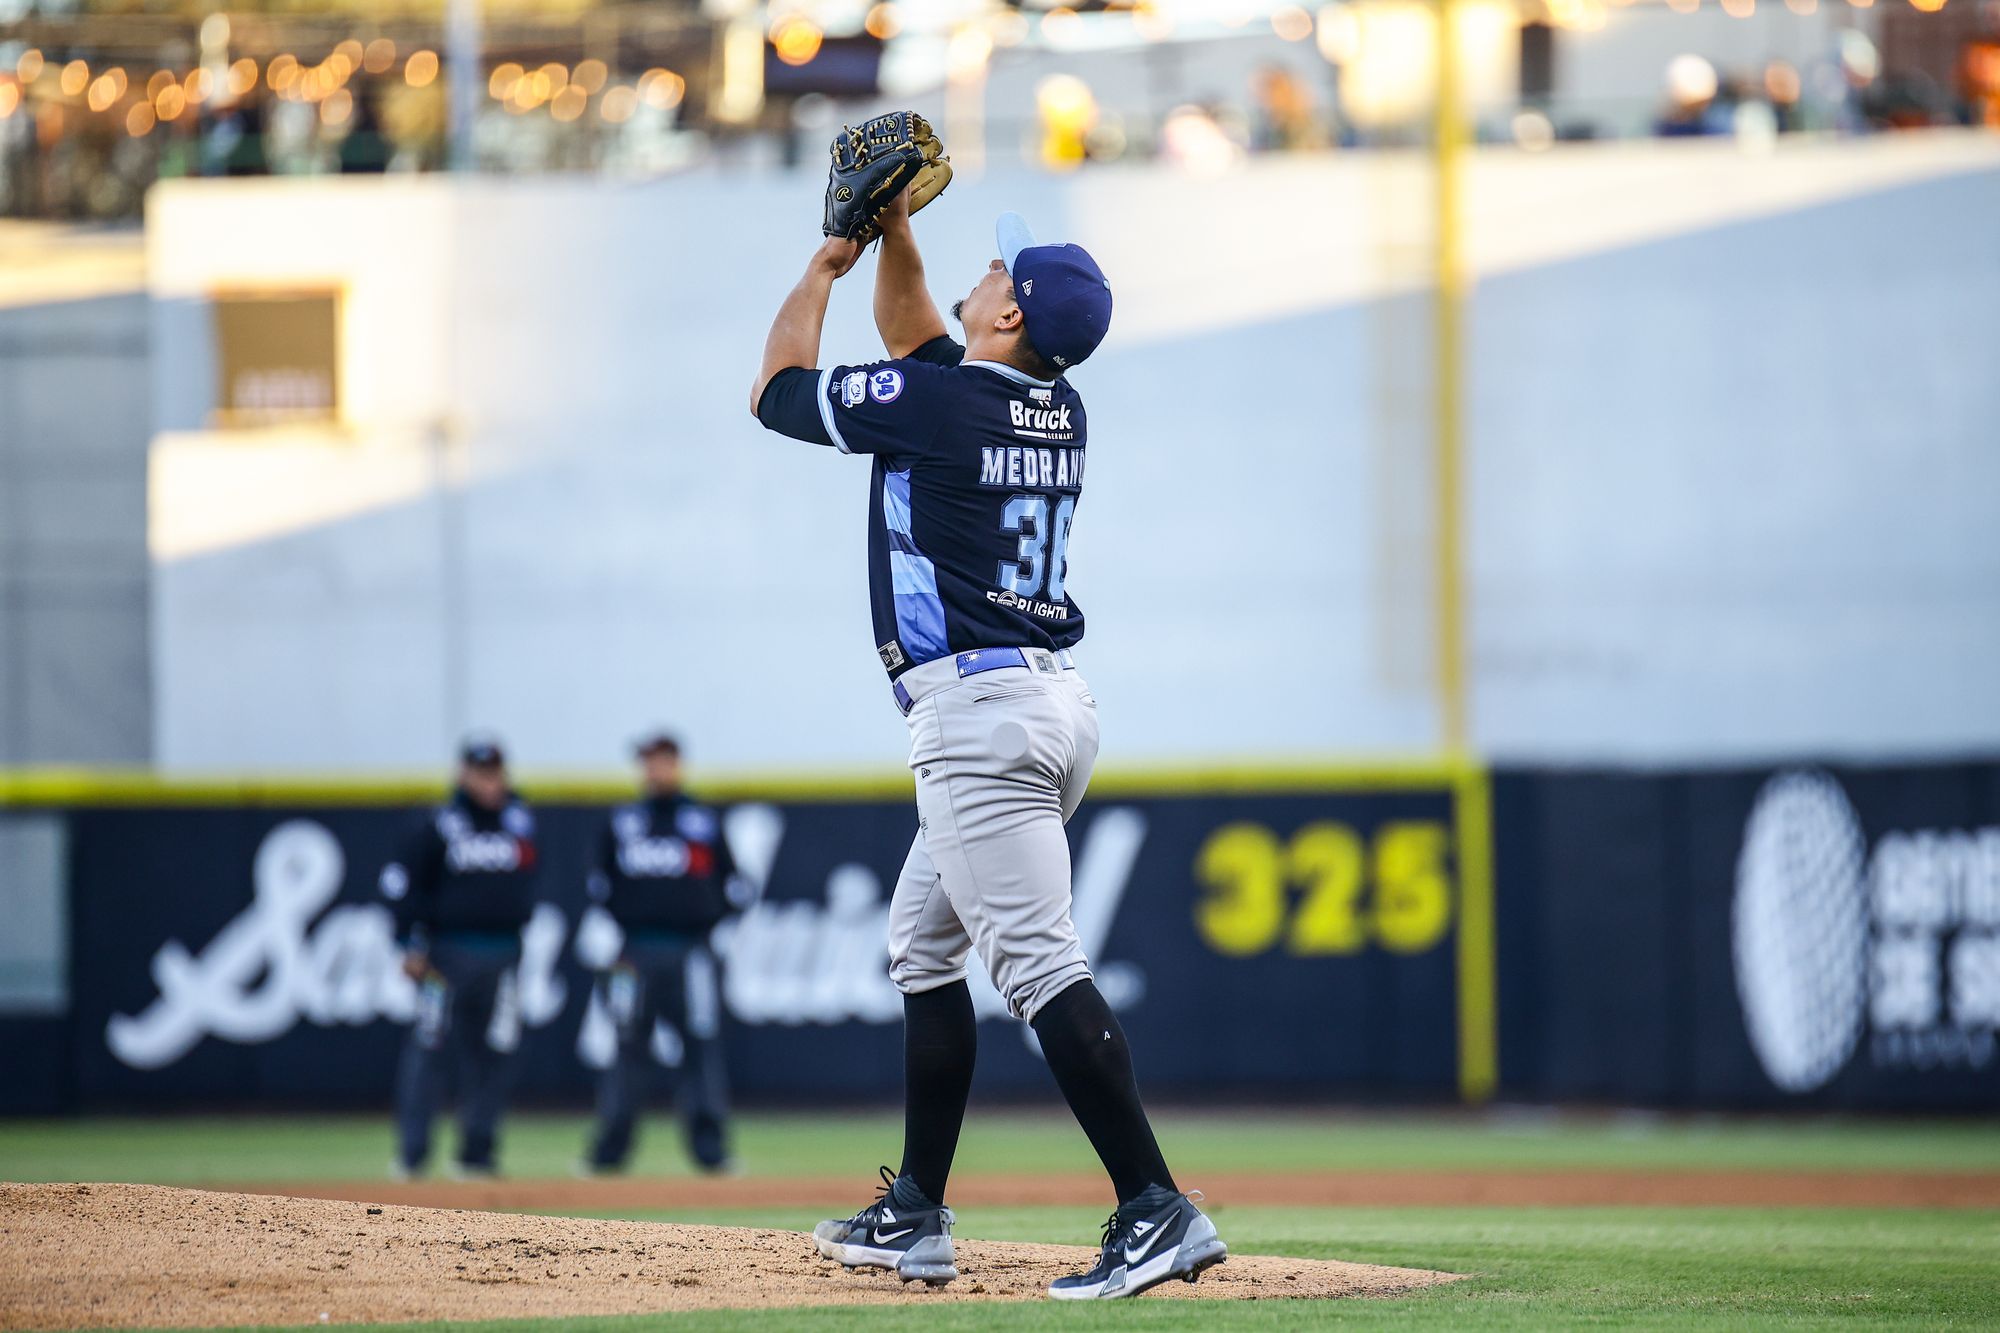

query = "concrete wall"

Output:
[[0, 233, 152, 764], [144, 133, 2000, 773]]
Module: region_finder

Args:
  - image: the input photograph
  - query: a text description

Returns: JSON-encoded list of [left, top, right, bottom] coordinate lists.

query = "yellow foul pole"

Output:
[[1433, 0, 1495, 1105], [1432, 0, 1469, 753]]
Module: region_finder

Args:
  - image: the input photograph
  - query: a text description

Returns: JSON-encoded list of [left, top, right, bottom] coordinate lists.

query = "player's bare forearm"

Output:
[[874, 196, 947, 359], [750, 237, 861, 416]]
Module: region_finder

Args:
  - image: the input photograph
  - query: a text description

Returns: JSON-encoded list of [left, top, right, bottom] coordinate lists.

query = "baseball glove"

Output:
[[822, 111, 952, 247]]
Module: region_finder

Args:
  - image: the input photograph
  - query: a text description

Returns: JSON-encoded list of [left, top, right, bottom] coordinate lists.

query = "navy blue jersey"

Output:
[[378, 791, 540, 946], [586, 794, 739, 937], [758, 336, 1085, 677]]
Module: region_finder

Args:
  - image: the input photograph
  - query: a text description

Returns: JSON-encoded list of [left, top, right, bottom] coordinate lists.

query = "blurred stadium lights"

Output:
[[0, 0, 1988, 217]]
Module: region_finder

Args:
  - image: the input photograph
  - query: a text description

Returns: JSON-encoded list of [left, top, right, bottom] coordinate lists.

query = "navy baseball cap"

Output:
[[632, 729, 681, 758], [997, 212, 1112, 371], [459, 735, 507, 768]]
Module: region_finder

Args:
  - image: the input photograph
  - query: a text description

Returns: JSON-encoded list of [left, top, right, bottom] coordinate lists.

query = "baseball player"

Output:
[[580, 731, 745, 1174], [379, 737, 541, 1179], [746, 114, 1225, 1300]]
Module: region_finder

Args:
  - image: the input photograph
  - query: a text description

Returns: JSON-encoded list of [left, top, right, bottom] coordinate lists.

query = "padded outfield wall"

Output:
[[4, 758, 1997, 1114]]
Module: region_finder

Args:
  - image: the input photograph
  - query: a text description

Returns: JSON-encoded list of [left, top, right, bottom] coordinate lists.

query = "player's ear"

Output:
[[995, 302, 1024, 335]]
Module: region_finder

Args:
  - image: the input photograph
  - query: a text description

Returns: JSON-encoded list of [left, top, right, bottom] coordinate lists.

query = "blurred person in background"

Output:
[[579, 732, 748, 1175], [379, 736, 542, 1180], [1655, 54, 1730, 137], [200, 90, 268, 177], [1251, 65, 1327, 152]]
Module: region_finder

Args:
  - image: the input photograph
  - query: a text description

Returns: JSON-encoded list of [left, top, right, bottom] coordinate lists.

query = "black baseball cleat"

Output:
[[1048, 1186, 1227, 1300], [811, 1166, 958, 1286]]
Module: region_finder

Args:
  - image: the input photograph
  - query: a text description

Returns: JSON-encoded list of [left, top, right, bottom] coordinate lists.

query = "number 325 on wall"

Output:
[[1194, 821, 1454, 957]]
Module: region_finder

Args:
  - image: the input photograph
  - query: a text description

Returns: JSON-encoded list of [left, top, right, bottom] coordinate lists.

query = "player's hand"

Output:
[[881, 187, 912, 232], [401, 951, 431, 982], [813, 235, 863, 281]]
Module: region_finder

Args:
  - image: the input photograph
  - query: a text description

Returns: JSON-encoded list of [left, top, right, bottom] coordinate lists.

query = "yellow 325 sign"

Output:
[[1194, 820, 1454, 957]]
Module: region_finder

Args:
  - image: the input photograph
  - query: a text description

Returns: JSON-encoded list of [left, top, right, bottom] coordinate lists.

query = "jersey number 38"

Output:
[[998, 494, 1077, 602]]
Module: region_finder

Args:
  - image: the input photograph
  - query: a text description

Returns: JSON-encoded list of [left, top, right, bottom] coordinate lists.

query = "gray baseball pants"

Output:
[[886, 649, 1100, 1022]]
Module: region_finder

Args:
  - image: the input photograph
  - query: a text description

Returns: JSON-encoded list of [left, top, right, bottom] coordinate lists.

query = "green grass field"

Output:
[[5, 1111, 1998, 1330]]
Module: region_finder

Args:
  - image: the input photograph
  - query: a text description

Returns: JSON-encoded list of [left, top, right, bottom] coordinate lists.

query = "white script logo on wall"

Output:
[[572, 803, 1150, 1069], [106, 820, 571, 1070], [1733, 771, 2000, 1093]]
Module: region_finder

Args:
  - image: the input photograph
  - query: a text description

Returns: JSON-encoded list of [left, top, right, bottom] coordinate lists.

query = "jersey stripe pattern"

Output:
[[883, 469, 950, 661]]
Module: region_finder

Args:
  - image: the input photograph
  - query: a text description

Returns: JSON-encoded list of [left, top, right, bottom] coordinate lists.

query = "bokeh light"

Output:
[[489, 63, 525, 100], [773, 18, 824, 67], [551, 85, 587, 123], [601, 84, 638, 123], [1043, 7, 1085, 47], [639, 68, 685, 110], [865, 3, 902, 40], [1272, 6, 1315, 41], [404, 50, 440, 88]]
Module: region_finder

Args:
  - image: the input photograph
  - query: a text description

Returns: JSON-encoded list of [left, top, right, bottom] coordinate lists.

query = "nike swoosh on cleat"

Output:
[[1123, 1224, 1171, 1265], [873, 1226, 916, 1243]]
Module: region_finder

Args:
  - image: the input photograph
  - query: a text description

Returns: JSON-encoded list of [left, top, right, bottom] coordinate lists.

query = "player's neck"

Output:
[[964, 335, 1054, 385]]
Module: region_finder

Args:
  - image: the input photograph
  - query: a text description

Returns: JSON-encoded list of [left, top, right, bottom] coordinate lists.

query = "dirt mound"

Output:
[[252, 1167, 2000, 1213], [0, 1183, 1459, 1329]]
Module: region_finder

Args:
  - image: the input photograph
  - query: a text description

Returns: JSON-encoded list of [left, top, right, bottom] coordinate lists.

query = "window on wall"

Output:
[[211, 289, 342, 428]]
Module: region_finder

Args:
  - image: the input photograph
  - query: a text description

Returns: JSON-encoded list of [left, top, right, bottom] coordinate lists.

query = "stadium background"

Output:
[[0, 0, 1997, 1325]]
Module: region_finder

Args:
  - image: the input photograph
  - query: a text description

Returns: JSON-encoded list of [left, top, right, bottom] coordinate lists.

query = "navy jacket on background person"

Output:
[[583, 790, 743, 1173], [380, 789, 541, 950], [588, 793, 740, 940], [378, 786, 542, 1176]]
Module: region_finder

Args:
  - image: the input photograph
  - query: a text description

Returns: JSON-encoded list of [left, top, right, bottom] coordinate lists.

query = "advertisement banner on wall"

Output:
[[56, 772, 1494, 1110], [1495, 761, 2000, 1110]]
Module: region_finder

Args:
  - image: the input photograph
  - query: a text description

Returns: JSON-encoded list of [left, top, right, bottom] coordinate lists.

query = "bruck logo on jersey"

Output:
[[1007, 400, 1074, 439], [841, 371, 867, 407]]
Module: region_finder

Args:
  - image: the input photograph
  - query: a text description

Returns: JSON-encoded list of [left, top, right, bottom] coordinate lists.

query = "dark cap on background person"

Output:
[[459, 735, 507, 769], [633, 730, 681, 759]]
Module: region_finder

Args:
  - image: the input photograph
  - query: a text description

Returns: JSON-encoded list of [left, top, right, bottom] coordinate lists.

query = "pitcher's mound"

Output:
[[2, 1183, 1460, 1328]]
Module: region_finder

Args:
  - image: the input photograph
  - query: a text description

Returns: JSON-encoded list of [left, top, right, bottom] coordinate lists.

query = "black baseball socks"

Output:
[[897, 979, 977, 1205], [1031, 977, 1178, 1204], [898, 975, 1177, 1208]]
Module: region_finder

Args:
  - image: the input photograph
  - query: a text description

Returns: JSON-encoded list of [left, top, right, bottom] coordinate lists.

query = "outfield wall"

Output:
[[144, 134, 2000, 772], [4, 758, 1996, 1114]]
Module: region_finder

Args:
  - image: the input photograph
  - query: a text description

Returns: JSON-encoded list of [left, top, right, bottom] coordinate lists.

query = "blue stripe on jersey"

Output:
[[883, 469, 948, 661]]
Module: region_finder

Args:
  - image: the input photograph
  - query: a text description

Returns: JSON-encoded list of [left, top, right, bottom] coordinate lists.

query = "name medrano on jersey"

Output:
[[980, 445, 1085, 490]]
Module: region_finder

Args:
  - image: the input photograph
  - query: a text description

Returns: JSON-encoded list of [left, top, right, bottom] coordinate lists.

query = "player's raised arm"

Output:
[[753, 111, 953, 423], [749, 237, 860, 418], [874, 191, 948, 359]]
